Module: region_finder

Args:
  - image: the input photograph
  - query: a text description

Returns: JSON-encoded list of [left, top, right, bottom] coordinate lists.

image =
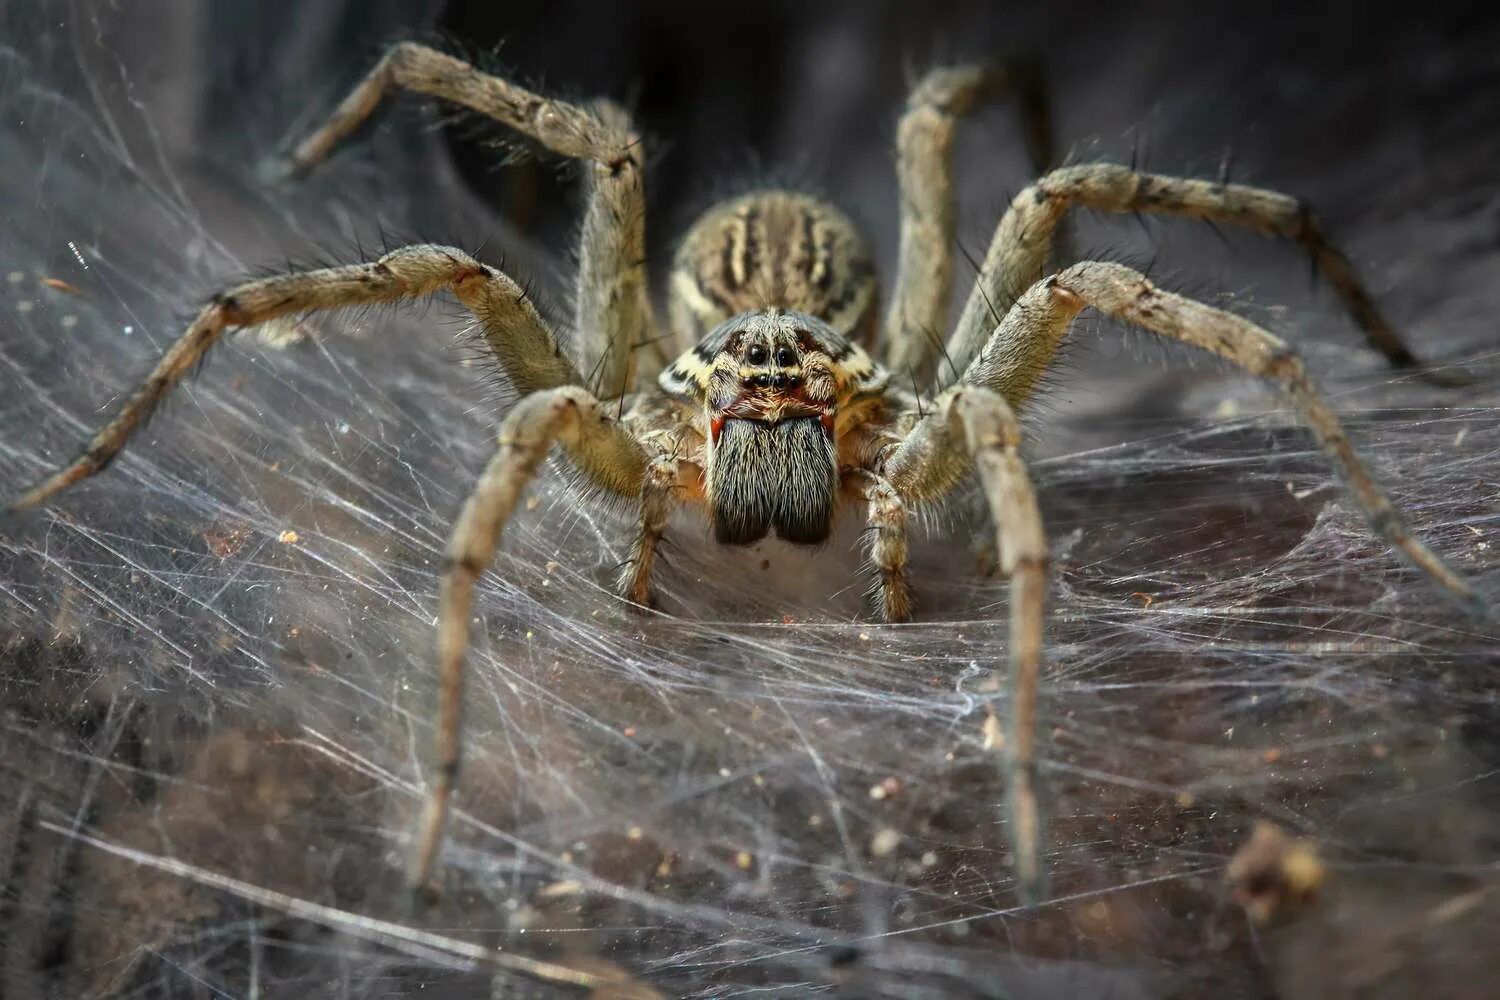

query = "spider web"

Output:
[[2, 3, 1499, 998]]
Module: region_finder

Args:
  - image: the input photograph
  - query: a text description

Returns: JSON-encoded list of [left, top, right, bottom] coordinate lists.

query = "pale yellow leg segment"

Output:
[[9, 246, 581, 512], [881, 385, 1050, 904], [965, 260, 1484, 614], [618, 455, 679, 607], [291, 42, 629, 177], [572, 100, 656, 398], [863, 476, 913, 622], [412, 387, 647, 896], [884, 61, 1056, 386], [289, 42, 655, 399], [945, 163, 1444, 387]]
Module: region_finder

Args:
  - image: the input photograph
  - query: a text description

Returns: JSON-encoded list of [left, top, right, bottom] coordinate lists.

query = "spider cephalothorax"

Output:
[[12, 42, 1481, 907]]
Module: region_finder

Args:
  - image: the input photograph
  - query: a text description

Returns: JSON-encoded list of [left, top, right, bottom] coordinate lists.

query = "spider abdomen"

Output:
[[668, 191, 878, 343], [708, 417, 837, 546]]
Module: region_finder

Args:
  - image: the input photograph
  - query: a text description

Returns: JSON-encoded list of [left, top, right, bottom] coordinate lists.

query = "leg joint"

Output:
[[950, 389, 1024, 450], [905, 64, 989, 115], [1368, 506, 1403, 538], [1293, 199, 1320, 241], [433, 756, 460, 784], [1011, 553, 1051, 574], [1263, 345, 1305, 380], [443, 553, 487, 577], [211, 293, 247, 325], [83, 444, 118, 474]]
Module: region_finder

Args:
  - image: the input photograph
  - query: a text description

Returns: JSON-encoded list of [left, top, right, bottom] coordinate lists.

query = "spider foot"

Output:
[[615, 559, 655, 609], [405, 879, 442, 917], [255, 154, 303, 187], [1459, 588, 1491, 622], [1415, 362, 1482, 389], [875, 572, 913, 623], [621, 592, 658, 615]]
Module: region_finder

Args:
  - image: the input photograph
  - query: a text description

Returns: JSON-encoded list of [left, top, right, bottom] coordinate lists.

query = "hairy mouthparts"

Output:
[[710, 416, 837, 546]]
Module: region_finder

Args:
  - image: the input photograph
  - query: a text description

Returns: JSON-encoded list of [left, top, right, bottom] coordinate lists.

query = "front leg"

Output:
[[415, 386, 648, 896], [863, 475, 913, 622], [618, 454, 679, 607], [288, 42, 655, 398], [881, 386, 1050, 904]]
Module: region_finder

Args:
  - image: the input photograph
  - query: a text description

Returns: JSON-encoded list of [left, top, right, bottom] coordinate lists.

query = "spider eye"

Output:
[[775, 347, 796, 367], [746, 345, 769, 365]]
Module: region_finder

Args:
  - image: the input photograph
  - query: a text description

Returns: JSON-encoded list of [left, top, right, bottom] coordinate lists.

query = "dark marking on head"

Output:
[[661, 309, 886, 404]]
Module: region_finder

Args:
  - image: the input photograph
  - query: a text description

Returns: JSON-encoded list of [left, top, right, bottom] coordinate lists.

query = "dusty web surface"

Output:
[[2, 3, 1498, 997]]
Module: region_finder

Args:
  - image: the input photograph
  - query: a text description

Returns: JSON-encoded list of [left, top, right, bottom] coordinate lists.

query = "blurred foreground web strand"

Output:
[[3, 1, 1500, 998]]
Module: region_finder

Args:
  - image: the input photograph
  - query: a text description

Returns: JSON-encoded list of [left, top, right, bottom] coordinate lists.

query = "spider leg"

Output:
[[966, 260, 1484, 614], [7, 245, 587, 512], [881, 385, 1049, 903], [618, 452, 680, 607], [943, 163, 1457, 391], [413, 386, 648, 896], [885, 61, 1058, 385], [862, 475, 913, 622], [288, 42, 655, 399]]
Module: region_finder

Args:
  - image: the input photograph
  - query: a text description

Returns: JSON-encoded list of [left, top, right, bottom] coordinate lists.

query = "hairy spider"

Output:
[[10, 44, 1483, 905]]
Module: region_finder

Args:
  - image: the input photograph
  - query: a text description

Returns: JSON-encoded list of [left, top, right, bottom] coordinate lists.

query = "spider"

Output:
[[9, 44, 1483, 906]]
